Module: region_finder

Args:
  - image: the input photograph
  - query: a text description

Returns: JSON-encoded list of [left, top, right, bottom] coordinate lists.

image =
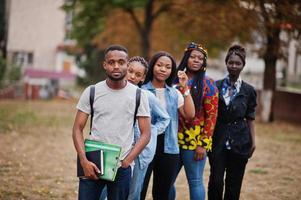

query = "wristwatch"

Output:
[[183, 89, 190, 97]]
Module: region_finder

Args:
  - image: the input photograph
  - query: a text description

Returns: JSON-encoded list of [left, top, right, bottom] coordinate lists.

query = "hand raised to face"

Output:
[[177, 70, 189, 88]]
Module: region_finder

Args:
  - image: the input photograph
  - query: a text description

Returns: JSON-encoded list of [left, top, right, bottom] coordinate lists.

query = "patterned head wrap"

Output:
[[185, 42, 208, 59]]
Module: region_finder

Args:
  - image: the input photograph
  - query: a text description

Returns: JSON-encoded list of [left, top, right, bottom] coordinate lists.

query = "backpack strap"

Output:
[[89, 85, 95, 132], [89, 85, 141, 132], [133, 88, 141, 126]]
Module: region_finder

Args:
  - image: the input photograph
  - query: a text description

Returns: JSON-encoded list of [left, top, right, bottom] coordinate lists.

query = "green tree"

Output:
[[63, 0, 257, 84], [7, 64, 21, 82], [64, 0, 172, 58], [63, 0, 174, 85], [76, 44, 106, 85]]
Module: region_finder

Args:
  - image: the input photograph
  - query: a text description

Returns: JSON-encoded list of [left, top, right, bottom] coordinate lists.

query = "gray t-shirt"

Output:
[[77, 80, 150, 160]]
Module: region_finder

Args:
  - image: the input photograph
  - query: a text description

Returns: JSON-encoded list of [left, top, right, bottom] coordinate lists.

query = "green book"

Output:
[[83, 139, 122, 181]]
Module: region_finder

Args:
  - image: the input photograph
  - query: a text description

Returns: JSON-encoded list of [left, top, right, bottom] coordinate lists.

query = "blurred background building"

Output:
[[0, 0, 300, 123], [3, 0, 80, 99]]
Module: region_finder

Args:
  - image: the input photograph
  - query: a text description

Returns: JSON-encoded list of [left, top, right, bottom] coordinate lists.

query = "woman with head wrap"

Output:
[[208, 44, 257, 200], [172, 42, 219, 200]]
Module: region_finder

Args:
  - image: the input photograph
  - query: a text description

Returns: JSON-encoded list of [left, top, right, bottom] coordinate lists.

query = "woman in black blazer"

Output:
[[208, 45, 257, 200]]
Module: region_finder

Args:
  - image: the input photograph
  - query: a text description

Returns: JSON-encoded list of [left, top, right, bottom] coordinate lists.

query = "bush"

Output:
[[7, 64, 21, 81]]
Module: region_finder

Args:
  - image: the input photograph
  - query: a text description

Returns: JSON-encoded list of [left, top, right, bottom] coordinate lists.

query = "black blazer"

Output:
[[212, 79, 257, 157]]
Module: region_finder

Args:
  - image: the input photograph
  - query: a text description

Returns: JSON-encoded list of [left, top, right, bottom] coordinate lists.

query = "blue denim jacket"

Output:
[[134, 90, 170, 169], [142, 82, 179, 154]]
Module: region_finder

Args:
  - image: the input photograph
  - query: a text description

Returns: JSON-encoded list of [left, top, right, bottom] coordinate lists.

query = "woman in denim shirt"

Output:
[[140, 51, 195, 200], [208, 45, 257, 200], [127, 56, 171, 200]]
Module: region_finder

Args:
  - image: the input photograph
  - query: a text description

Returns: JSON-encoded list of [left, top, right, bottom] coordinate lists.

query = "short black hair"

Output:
[[104, 44, 128, 58], [144, 51, 177, 87]]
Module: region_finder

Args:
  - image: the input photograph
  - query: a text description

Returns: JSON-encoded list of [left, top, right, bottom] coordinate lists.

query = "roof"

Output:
[[24, 68, 76, 80]]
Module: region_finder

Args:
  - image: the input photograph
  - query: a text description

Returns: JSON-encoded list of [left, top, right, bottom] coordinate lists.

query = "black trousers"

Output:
[[208, 148, 248, 200], [140, 134, 179, 200]]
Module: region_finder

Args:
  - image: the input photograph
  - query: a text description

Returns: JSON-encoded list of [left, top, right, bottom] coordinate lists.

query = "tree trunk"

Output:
[[140, 30, 150, 59], [261, 28, 281, 122], [0, 0, 6, 58], [141, 0, 153, 59]]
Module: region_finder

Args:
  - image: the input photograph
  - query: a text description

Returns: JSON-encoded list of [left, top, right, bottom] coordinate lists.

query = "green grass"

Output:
[[0, 191, 26, 200], [0, 104, 72, 134], [282, 176, 294, 182], [0, 108, 38, 133], [249, 168, 268, 175]]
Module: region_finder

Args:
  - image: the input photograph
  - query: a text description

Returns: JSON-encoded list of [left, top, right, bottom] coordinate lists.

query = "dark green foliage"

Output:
[[76, 45, 106, 86], [7, 64, 21, 82], [62, 0, 146, 47]]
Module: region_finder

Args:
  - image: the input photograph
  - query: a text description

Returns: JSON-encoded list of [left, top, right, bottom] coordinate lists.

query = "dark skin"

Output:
[[185, 50, 207, 161], [226, 54, 256, 157], [151, 56, 195, 121], [72, 50, 151, 180]]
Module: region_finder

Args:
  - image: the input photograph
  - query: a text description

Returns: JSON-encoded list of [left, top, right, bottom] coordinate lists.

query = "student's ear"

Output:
[[103, 61, 107, 70]]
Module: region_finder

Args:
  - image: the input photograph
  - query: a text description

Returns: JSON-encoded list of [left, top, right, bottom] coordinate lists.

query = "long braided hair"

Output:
[[176, 42, 208, 112]]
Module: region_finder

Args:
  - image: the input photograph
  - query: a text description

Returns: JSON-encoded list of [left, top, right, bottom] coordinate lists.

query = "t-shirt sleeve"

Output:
[[76, 86, 91, 115], [176, 89, 184, 108], [137, 90, 150, 117]]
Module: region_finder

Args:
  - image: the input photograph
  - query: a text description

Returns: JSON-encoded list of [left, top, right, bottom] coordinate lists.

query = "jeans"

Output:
[[173, 149, 207, 200], [208, 148, 248, 200], [100, 160, 148, 200], [128, 158, 148, 200], [78, 166, 131, 200]]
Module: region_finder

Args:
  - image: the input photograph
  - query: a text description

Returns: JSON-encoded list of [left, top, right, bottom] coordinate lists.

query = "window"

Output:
[[12, 51, 34, 67]]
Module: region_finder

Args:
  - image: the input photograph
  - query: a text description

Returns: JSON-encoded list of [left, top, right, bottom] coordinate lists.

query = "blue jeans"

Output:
[[78, 166, 131, 200], [128, 158, 148, 200], [173, 149, 207, 200], [100, 159, 148, 200]]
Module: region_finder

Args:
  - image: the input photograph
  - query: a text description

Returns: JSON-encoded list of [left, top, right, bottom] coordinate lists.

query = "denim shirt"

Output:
[[142, 82, 179, 154], [134, 90, 170, 169]]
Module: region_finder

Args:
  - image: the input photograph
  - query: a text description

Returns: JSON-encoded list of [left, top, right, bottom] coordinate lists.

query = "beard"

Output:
[[106, 73, 126, 81]]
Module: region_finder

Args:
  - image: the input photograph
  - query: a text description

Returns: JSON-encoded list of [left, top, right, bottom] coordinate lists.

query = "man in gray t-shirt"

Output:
[[72, 45, 151, 200]]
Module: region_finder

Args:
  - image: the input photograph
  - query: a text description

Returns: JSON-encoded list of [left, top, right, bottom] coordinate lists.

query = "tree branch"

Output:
[[153, 3, 171, 20], [258, 0, 270, 28], [124, 7, 143, 34]]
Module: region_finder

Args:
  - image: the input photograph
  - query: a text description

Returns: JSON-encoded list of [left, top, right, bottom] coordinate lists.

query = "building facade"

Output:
[[5, 0, 78, 99]]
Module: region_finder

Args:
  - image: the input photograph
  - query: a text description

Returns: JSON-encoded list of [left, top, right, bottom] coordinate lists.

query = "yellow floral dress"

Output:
[[178, 77, 218, 152]]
